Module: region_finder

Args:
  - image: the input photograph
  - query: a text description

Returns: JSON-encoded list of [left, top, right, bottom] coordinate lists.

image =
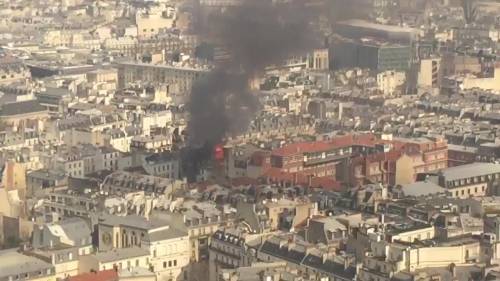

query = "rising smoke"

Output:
[[187, 0, 321, 147], [327, 0, 372, 23]]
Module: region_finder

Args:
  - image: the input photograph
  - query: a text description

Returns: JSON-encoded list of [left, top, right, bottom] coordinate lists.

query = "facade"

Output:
[[41, 190, 98, 222], [27, 169, 67, 197], [208, 230, 253, 281], [79, 247, 151, 273], [418, 57, 442, 89], [97, 214, 190, 281], [350, 150, 400, 186], [256, 235, 357, 281], [116, 62, 208, 93], [264, 199, 317, 231], [418, 163, 500, 198], [333, 39, 411, 71], [377, 70, 406, 96], [130, 135, 172, 153], [101, 170, 184, 196], [268, 141, 351, 180], [136, 8, 175, 39], [447, 144, 478, 167], [0, 100, 49, 128], [459, 66, 500, 92], [396, 136, 449, 175], [142, 152, 180, 179], [308, 49, 329, 70]]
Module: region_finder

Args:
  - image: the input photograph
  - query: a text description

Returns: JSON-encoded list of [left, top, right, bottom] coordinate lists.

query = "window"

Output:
[[163, 262, 167, 268], [136, 259, 139, 267], [168, 261, 172, 267], [173, 260, 177, 266]]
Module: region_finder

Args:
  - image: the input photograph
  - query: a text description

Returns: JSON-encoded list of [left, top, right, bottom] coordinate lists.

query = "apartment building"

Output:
[[97, 213, 190, 281], [208, 230, 254, 281], [116, 61, 209, 93], [419, 163, 500, 198], [0, 249, 56, 281]]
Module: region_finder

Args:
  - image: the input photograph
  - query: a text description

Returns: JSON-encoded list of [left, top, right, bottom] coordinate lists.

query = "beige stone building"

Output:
[[136, 7, 175, 39], [116, 61, 209, 94], [377, 70, 406, 96], [97, 214, 190, 281], [264, 199, 317, 231]]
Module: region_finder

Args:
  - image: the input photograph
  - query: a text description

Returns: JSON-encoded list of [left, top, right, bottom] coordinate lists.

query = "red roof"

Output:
[[68, 270, 119, 281]]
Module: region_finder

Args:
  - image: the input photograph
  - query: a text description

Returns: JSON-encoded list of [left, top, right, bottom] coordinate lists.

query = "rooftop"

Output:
[[93, 247, 150, 263], [0, 99, 47, 116], [399, 181, 446, 197], [0, 249, 54, 278], [68, 270, 119, 281], [436, 163, 500, 181], [338, 19, 419, 34]]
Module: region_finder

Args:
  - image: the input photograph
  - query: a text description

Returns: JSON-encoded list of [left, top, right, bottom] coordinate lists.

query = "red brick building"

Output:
[[240, 134, 449, 189], [262, 134, 380, 188], [393, 136, 448, 174], [349, 150, 402, 186]]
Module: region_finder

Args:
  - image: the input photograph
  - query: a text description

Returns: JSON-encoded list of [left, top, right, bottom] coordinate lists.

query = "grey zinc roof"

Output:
[[0, 249, 54, 278], [0, 100, 47, 116], [94, 247, 150, 263], [437, 163, 500, 181], [301, 254, 356, 279], [400, 181, 446, 197], [143, 226, 187, 242], [28, 169, 66, 181], [56, 218, 92, 246], [259, 239, 306, 264], [447, 144, 478, 153], [99, 214, 157, 230], [99, 213, 187, 241]]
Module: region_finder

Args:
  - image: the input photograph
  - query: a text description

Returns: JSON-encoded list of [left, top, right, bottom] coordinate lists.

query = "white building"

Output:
[[377, 70, 406, 96], [97, 214, 190, 281]]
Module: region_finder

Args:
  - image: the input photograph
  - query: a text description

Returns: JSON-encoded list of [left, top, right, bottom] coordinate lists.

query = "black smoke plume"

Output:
[[327, 0, 371, 23], [187, 0, 320, 147]]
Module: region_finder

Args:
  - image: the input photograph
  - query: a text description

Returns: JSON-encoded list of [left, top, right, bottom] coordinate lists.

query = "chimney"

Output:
[[322, 252, 328, 264], [449, 263, 456, 278], [355, 263, 362, 275], [344, 257, 350, 270]]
